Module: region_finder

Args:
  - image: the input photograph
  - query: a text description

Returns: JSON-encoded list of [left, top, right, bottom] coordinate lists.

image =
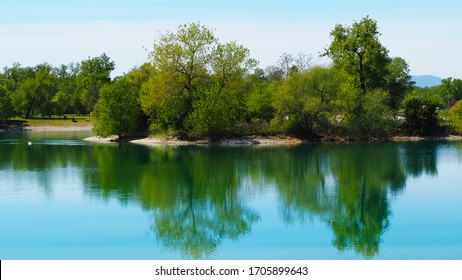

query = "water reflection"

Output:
[[327, 144, 405, 258], [402, 142, 438, 178], [138, 147, 259, 259], [0, 134, 456, 259], [83, 146, 260, 258]]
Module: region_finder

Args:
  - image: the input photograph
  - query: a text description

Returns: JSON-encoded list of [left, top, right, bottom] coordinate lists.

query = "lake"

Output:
[[1, 131, 462, 260]]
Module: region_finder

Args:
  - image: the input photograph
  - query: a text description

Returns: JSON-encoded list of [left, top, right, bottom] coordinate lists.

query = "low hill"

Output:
[[411, 75, 442, 88]]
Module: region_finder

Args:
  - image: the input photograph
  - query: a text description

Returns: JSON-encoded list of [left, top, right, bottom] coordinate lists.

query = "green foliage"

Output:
[[245, 69, 274, 123], [1, 56, 112, 120], [323, 16, 390, 94], [386, 57, 414, 109], [151, 23, 216, 95], [272, 67, 342, 136], [322, 16, 413, 137], [449, 100, 462, 134], [186, 84, 237, 138], [403, 93, 439, 135], [441, 77, 462, 108], [140, 73, 191, 134], [0, 83, 13, 122], [8, 63, 57, 118], [345, 89, 394, 137], [78, 53, 115, 113], [0, 19, 449, 139], [142, 23, 218, 134], [51, 91, 71, 116], [93, 78, 141, 138], [53, 63, 82, 115], [142, 22, 256, 137], [212, 41, 258, 88], [0, 73, 13, 122]]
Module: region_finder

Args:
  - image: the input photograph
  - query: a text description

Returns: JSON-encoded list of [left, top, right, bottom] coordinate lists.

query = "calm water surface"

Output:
[[1, 131, 462, 259]]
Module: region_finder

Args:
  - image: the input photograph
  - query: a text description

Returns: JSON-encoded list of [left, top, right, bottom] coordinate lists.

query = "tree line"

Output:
[[0, 53, 114, 121], [2, 17, 462, 139]]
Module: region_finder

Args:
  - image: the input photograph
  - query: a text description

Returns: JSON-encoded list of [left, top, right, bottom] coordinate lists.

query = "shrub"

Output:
[[449, 100, 462, 134], [403, 95, 438, 135]]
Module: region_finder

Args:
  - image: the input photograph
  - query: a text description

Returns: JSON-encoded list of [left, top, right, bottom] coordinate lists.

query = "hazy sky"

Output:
[[1, 0, 461, 78]]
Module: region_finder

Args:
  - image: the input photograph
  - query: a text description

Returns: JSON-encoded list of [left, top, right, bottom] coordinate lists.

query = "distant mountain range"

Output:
[[411, 75, 442, 88]]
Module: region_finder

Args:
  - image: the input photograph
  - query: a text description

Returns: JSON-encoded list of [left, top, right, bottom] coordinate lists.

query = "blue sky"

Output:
[[1, 0, 462, 78]]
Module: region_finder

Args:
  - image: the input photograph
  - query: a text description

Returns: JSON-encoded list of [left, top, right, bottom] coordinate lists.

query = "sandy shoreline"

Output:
[[390, 135, 462, 141], [132, 136, 304, 145], [26, 125, 93, 131], [3, 125, 461, 144], [0, 124, 93, 132], [84, 135, 304, 145], [83, 134, 462, 145]]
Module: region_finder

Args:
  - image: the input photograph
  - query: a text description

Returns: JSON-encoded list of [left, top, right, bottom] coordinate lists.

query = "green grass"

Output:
[[10, 115, 94, 127]]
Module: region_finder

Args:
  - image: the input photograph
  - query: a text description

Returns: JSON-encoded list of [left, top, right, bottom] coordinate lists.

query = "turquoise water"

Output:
[[1, 131, 462, 259]]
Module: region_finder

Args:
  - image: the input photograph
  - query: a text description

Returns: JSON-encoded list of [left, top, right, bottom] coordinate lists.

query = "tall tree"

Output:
[[323, 16, 390, 96], [78, 53, 115, 113], [186, 42, 257, 138], [142, 23, 257, 137], [9, 63, 56, 118], [142, 23, 217, 133], [93, 77, 142, 138], [52, 63, 81, 115], [150, 22, 216, 96], [322, 16, 413, 137], [441, 77, 462, 108], [386, 57, 414, 110], [272, 66, 343, 136], [211, 41, 257, 90], [0, 75, 14, 122]]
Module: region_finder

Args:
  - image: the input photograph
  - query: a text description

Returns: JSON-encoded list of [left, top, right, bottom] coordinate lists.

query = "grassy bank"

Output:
[[1, 115, 94, 130]]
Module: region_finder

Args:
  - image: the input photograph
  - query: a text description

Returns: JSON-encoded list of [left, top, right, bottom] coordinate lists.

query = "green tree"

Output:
[[272, 66, 342, 136], [403, 93, 439, 135], [245, 68, 275, 127], [441, 77, 462, 109], [449, 100, 462, 134], [78, 53, 115, 113], [0, 72, 14, 121], [124, 63, 156, 87], [0, 81, 14, 122], [323, 16, 390, 96], [386, 57, 414, 110], [211, 41, 257, 90], [53, 63, 81, 115], [322, 16, 410, 137], [142, 23, 217, 133], [151, 23, 216, 95], [186, 84, 236, 138], [142, 23, 257, 137], [9, 63, 57, 118], [349, 89, 394, 137], [184, 41, 257, 138], [93, 77, 142, 138]]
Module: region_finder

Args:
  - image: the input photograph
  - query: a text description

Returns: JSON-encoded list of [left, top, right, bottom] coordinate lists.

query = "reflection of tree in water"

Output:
[[0, 133, 96, 196], [254, 145, 332, 224], [145, 147, 259, 259], [328, 144, 407, 258], [153, 196, 258, 259], [271, 143, 408, 258], [85, 145, 259, 259], [2, 134, 446, 259], [71, 140, 440, 259], [402, 142, 438, 178]]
